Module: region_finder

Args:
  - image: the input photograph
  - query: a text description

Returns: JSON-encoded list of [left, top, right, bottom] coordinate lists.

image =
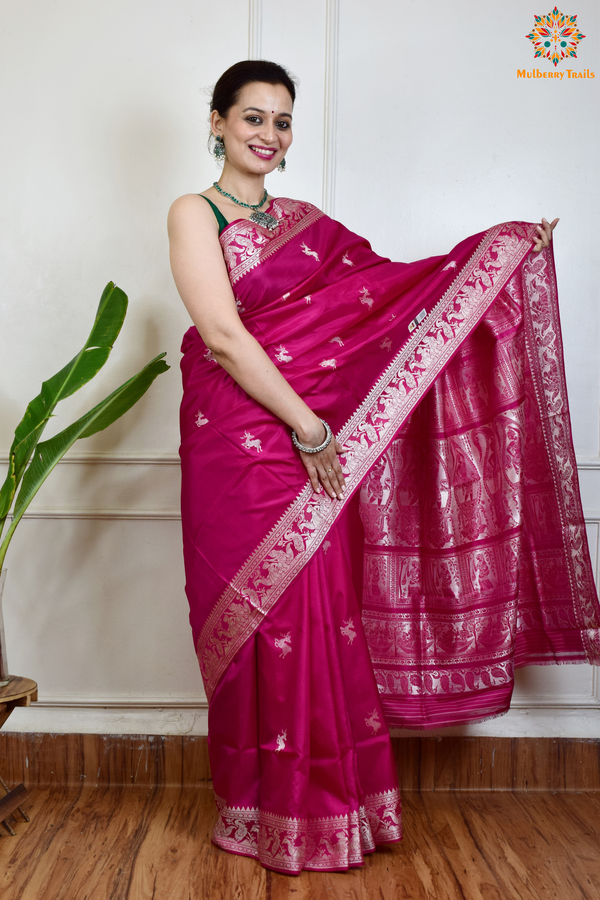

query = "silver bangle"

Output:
[[291, 419, 333, 454]]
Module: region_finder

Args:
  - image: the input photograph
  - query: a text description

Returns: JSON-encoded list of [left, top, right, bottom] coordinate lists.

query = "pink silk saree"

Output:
[[179, 198, 600, 873]]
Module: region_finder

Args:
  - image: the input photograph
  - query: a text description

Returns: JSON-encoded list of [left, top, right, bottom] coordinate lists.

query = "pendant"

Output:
[[249, 210, 278, 231]]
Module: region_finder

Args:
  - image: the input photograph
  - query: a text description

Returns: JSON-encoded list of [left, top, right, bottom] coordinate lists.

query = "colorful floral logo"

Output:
[[526, 7, 585, 66]]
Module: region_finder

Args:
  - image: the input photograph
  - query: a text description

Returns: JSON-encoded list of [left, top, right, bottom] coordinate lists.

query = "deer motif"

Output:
[[241, 431, 263, 452], [274, 632, 292, 658], [380, 337, 392, 351], [359, 287, 374, 310], [340, 618, 357, 645], [275, 729, 288, 752], [341, 252, 355, 267], [319, 359, 337, 370], [275, 345, 293, 363], [195, 410, 208, 428], [329, 336, 345, 347], [365, 709, 382, 734], [443, 260, 458, 272], [204, 348, 217, 363], [322, 540, 331, 554], [301, 242, 320, 262], [304, 295, 312, 305]]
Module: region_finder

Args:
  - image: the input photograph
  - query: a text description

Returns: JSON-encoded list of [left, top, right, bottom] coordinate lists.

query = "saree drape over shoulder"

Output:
[[180, 198, 600, 873]]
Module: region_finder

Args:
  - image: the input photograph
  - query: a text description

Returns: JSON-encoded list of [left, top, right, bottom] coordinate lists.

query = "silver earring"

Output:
[[278, 157, 286, 173], [213, 135, 225, 161]]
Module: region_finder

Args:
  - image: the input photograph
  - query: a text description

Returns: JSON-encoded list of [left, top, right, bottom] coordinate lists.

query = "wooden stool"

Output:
[[0, 676, 38, 836]]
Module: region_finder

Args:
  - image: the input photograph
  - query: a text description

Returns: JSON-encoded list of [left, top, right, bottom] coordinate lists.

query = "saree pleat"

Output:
[[180, 198, 599, 871]]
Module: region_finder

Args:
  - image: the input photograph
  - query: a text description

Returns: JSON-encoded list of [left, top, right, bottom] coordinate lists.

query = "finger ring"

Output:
[[326, 468, 333, 474]]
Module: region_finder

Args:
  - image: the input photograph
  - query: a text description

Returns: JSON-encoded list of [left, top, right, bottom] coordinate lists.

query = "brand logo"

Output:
[[525, 7, 585, 67], [517, 67, 593, 79]]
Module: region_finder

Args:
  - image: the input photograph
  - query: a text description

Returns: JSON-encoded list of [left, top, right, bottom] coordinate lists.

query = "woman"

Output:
[[168, 60, 599, 874]]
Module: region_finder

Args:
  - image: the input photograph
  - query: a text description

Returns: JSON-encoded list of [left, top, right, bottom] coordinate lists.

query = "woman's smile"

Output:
[[248, 144, 277, 159]]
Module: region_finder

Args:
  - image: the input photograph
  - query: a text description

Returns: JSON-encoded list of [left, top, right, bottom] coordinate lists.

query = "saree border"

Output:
[[221, 198, 324, 286], [198, 221, 541, 700], [212, 787, 401, 873], [521, 250, 600, 659]]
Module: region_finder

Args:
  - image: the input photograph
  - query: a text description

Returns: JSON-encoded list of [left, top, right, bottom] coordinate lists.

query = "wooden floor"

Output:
[[1, 785, 599, 899]]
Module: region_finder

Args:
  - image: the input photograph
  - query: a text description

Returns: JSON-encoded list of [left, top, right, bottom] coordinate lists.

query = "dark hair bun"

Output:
[[211, 60, 297, 117]]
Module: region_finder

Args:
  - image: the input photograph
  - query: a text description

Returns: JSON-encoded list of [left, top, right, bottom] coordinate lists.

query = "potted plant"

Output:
[[0, 282, 169, 686]]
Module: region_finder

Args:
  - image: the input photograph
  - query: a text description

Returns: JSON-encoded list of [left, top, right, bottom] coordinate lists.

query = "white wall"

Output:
[[1, 0, 599, 737]]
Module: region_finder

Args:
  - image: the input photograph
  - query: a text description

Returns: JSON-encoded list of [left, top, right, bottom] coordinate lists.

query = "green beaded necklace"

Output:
[[212, 182, 268, 210]]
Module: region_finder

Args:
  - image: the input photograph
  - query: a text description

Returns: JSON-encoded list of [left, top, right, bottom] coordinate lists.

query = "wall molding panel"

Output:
[[2, 460, 598, 536], [18, 508, 181, 520], [33, 698, 207, 709], [2, 453, 597, 470], [29, 693, 600, 712], [0, 452, 179, 466], [248, 0, 262, 59], [576, 458, 600, 470], [321, 0, 340, 216], [12, 511, 600, 528]]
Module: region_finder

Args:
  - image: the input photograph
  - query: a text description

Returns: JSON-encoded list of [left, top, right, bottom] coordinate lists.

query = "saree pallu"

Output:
[[180, 198, 600, 873]]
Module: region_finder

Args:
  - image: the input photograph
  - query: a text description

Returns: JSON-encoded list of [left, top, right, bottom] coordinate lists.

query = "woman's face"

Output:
[[212, 81, 293, 176]]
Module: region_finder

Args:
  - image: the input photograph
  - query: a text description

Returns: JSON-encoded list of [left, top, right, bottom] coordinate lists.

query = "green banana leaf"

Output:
[[0, 283, 128, 530], [0, 352, 169, 571]]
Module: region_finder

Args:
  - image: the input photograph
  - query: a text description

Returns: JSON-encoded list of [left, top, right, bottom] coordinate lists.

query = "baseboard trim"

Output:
[[5, 702, 600, 739], [1, 733, 598, 792]]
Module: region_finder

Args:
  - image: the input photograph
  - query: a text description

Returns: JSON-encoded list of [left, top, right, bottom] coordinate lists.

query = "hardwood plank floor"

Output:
[[1, 787, 599, 899]]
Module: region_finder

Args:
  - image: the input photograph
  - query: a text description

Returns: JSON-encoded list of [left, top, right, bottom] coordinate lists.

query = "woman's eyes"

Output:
[[245, 116, 290, 129]]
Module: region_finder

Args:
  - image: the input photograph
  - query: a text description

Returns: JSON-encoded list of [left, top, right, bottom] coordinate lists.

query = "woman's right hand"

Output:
[[297, 423, 346, 500], [533, 217, 559, 252]]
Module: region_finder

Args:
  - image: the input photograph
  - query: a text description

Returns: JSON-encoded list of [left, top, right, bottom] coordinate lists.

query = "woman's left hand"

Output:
[[533, 217, 559, 252], [299, 438, 346, 501]]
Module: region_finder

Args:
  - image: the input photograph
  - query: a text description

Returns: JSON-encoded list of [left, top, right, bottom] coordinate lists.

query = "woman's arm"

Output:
[[168, 194, 345, 499]]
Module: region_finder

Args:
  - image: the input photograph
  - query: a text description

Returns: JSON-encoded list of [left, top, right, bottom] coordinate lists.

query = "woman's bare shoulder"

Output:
[[168, 193, 218, 239], [169, 192, 211, 218]]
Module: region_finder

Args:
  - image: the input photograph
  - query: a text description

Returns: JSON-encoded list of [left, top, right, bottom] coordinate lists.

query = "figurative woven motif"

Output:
[[197, 223, 539, 701], [360, 295, 526, 707], [274, 631, 292, 657], [212, 788, 401, 873], [359, 248, 599, 727], [221, 199, 323, 285], [526, 8, 585, 66], [521, 251, 599, 655], [241, 432, 262, 453], [340, 618, 357, 645], [275, 345, 293, 363]]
